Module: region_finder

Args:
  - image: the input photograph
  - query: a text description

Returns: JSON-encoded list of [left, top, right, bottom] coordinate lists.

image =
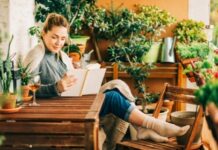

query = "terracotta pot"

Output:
[[171, 111, 203, 145], [21, 85, 30, 97], [69, 52, 81, 63], [1, 94, 17, 109]]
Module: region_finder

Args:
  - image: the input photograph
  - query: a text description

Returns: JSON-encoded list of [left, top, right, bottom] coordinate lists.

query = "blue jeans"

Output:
[[100, 89, 135, 121]]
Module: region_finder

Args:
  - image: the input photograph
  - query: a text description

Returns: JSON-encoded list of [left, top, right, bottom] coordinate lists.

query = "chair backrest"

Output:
[[152, 83, 204, 149]]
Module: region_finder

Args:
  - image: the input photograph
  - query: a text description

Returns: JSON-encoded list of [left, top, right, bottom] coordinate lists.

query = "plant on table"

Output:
[[17, 56, 37, 98], [0, 35, 17, 109]]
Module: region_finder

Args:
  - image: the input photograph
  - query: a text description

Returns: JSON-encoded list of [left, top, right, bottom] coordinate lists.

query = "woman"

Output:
[[24, 13, 189, 149]]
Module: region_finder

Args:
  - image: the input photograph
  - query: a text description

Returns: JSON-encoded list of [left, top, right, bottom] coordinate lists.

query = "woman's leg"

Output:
[[129, 108, 190, 137], [100, 90, 189, 137], [100, 89, 135, 121]]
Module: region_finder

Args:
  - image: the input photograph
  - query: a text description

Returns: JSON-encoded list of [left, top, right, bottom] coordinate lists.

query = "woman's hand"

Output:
[[56, 73, 77, 93]]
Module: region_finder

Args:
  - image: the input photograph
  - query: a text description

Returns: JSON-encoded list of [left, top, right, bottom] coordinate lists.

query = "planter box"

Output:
[[176, 53, 200, 83]]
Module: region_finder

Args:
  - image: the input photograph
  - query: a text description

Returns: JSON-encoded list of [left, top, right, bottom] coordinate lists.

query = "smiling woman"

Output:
[[42, 26, 68, 53], [24, 13, 76, 98]]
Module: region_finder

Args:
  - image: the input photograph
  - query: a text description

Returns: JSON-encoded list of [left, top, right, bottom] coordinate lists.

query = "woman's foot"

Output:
[[136, 126, 169, 142], [142, 115, 190, 137]]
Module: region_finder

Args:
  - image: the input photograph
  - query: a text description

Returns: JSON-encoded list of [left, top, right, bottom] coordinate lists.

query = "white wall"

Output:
[[186, 0, 210, 111], [0, 0, 9, 58], [188, 0, 210, 25], [0, 0, 35, 59]]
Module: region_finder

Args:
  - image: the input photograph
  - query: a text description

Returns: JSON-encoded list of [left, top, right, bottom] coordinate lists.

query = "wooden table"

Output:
[[0, 94, 104, 150]]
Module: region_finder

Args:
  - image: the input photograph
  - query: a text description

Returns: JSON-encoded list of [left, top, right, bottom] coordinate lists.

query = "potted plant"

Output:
[[69, 35, 89, 55], [184, 59, 216, 86], [176, 42, 213, 82], [0, 35, 17, 109], [84, 4, 144, 61], [135, 5, 176, 63], [63, 44, 82, 65], [17, 56, 36, 101], [173, 19, 206, 44], [173, 19, 207, 73], [135, 5, 176, 41], [176, 42, 213, 81]]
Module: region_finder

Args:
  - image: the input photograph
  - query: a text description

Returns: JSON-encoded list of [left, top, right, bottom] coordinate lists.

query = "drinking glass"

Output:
[[29, 75, 41, 106]]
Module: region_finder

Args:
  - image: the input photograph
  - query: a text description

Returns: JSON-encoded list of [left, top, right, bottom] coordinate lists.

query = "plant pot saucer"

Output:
[[22, 96, 33, 102], [0, 106, 22, 113]]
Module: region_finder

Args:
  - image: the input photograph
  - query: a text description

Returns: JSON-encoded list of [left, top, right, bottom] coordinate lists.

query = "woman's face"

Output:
[[42, 26, 68, 53]]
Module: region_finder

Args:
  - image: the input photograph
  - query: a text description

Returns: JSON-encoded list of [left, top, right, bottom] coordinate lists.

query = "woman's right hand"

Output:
[[56, 73, 77, 93]]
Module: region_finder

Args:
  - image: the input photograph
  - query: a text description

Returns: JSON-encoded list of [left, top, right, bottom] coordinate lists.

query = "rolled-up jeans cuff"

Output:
[[124, 103, 136, 121]]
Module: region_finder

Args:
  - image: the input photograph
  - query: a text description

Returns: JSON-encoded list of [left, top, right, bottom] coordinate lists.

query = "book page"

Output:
[[61, 69, 87, 97], [81, 68, 106, 95]]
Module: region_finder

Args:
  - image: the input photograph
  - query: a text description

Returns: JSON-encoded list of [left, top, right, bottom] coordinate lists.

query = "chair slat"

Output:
[[165, 92, 196, 104], [167, 86, 195, 95]]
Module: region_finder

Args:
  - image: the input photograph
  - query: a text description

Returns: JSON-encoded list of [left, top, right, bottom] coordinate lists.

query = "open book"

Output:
[[61, 64, 106, 97]]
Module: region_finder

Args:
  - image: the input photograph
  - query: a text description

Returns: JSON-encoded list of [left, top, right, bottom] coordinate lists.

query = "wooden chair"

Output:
[[117, 83, 204, 150]]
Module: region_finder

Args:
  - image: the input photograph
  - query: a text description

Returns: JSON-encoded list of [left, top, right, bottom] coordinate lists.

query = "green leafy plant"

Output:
[[145, 92, 160, 104], [28, 26, 41, 41], [173, 19, 206, 44], [195, 79, 218, 109], [34, 0, 95, 35], [108, 35, 154, 111], [63, 44, 80, 55], [135, 5, 176, 41], [85, 5, 143, 41], [17, 56, 36, 86], [184, 59, 216, 84], [0, 35, 14, 94], [176, 42, 212, 59], [118, 61, 153, 112], [107, 35, 150, 62]]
